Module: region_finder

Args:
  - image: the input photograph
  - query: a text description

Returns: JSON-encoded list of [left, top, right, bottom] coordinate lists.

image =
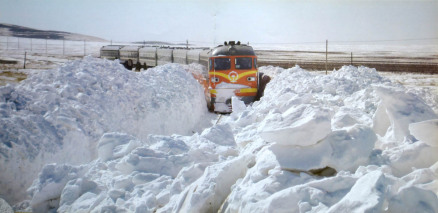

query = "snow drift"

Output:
[[0, 57, 210, 204], [6, 61, 438, 212]]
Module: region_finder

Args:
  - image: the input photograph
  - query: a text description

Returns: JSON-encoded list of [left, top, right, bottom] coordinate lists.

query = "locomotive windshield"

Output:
[[235, 57, 252, 69], [214, 58, 231, 70]]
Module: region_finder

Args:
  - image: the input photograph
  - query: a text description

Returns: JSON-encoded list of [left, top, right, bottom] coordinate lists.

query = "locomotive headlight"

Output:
[[211, 77, 220, 83], [247, 76, 256, 81]]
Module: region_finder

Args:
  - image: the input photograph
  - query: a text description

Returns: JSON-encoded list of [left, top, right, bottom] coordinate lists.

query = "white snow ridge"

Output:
[[1, 59, 438, 213], [0, 57, 210, 207]]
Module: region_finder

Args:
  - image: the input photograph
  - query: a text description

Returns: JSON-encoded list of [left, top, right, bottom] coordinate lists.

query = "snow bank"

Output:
[[27, 124, 238, 212], [0, 57, 210, 204], [15, 65, 438, 212], [219, 65, 438, 212]]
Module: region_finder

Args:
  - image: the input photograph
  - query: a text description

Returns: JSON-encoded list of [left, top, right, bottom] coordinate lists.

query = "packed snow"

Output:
[[1, 58, 437, 212], [0, 57, 212, 205]]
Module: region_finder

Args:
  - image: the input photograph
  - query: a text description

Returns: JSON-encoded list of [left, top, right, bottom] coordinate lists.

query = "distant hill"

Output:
[[0, 23, 107, 42]]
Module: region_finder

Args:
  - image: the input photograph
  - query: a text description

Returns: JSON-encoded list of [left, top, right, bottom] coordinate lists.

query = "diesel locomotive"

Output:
[[208, 41, 259, 113]]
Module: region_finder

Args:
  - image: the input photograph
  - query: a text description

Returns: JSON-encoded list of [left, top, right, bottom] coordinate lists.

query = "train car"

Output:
[[208, 41, 258, 113], [199, 49, 210, 67], [139, 47, 158, 68], [157, 48, 174, 66], [100, 45, 124, 60], [120, 46, 141, 69]]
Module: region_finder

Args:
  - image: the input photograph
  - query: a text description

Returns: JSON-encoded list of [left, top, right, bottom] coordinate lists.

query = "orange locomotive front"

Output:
[[208, 41, 258, 113]]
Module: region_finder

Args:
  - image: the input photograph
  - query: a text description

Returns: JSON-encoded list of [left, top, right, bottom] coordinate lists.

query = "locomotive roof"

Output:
[[211, 43, 255, 56]]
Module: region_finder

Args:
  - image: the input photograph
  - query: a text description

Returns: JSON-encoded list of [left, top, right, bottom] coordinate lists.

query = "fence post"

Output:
[[23, 52, 27, 69], [351, 52, 353, 65], [325, 40, 328, 75]]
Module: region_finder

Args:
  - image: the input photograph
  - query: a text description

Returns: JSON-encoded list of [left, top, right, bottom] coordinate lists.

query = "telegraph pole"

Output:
[[24, 52, 27, 69], [351, 52, 353, 65], [325, 40, 328, 75], [63, 39, 65, 55]]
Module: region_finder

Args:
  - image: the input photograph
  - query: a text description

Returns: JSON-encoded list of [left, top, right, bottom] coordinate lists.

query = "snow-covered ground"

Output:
[[1, 56, 437, 212], [0, 58, 213, 207]]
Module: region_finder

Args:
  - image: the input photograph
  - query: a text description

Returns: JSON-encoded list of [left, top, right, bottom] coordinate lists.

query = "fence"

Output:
[[0, 36, 107, 57], [1, 36, 437, 73], [0, 36, 115, 69]]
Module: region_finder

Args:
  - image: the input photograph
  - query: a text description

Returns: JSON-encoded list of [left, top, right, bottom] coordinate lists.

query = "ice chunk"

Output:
[[173, 155, 254, 213], [200, 123, 236, 146], [388, 186, 438, 213], [97, 132, 139, 162], [373, 85, 438, 141], [327, 171, 386, 212], [231, 96, 246, 114], [409, 119, 438, 147], [268, 125, 376, 172], [28, 164, 82, 213], [260, 106, 332, 146]]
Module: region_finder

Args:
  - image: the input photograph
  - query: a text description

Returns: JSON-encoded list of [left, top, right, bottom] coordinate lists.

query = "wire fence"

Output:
[[1, 36, 437, 72], [0, 36, 109, 57]]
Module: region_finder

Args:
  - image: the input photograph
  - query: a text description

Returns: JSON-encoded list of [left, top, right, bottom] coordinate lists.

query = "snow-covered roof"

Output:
[[120, 45, 141, 51], [101, 45, 124, 51]]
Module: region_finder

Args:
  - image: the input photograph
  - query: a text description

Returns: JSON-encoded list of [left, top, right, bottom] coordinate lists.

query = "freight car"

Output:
[[100, 46, 209, 70], [119, 46, 142, 70], [100, 45, 124, 60]]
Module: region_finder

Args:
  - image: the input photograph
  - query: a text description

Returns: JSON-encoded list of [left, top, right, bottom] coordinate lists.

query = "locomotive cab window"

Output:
[[209, 59, 213, 71], [254, 58, 258, 68], [214, 58, 231, 70], [235, 57, 252, 69]]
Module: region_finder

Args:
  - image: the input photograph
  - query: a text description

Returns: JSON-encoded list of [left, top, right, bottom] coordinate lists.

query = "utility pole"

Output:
[[31, 38, 32, 52], [351, 52, 353, 65], [23, 52, 27, 69], [186, 39, 188, 49], [325, 40, 328, 75]]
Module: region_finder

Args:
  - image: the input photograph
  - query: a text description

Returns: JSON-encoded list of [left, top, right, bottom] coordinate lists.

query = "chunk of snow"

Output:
[[409, 119, 438, 147]]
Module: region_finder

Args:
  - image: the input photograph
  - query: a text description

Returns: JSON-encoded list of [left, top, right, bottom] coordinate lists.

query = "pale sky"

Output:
[[1, 0, 437, 45]]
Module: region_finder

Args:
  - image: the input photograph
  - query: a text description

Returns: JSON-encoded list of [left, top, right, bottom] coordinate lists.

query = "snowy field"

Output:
[[1, 38, 438, 212], [0, 57, 437, 212]]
